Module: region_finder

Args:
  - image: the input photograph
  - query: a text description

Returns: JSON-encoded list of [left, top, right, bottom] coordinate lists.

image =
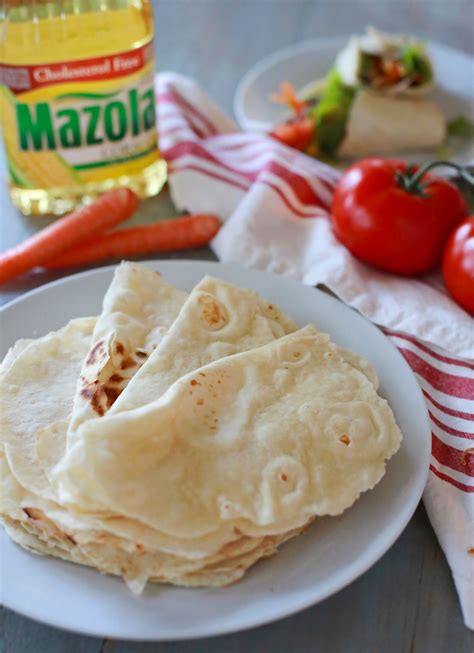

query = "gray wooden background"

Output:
[[1, 1, 474, 651]]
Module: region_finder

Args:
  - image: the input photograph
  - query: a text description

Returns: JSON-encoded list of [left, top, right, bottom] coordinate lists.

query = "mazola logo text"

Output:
[[16, 87, 155, 151]]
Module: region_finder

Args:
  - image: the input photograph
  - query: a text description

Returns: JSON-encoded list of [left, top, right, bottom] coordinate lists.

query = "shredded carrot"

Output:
[[270, 81, 306, 114], [45, 214, 221, 269], [382, 59, 405, 84], [0, 188, 138, 284]]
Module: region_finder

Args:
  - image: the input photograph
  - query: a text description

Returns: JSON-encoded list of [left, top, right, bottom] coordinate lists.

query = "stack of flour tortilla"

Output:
[[0, 262, 402, 592]]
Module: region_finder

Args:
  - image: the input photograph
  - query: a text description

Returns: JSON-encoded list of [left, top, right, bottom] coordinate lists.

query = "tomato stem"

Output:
[[396, 160, 474, 195]]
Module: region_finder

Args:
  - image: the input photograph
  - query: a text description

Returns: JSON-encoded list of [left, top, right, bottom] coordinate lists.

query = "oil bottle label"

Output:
[[0, 42, 159, 189]]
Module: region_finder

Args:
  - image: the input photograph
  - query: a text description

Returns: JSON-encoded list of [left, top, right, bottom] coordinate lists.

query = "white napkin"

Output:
[[157, 72, 474, 628]]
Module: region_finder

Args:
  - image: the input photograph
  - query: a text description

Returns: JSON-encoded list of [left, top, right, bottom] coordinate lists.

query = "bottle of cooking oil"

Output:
[[0, 0, 167, 215]]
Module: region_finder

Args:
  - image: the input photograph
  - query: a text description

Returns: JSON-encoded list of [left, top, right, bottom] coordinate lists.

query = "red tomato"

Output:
[[443, 215, 474, 315], [331, 158, 468, 275], [271, 116, 314, 152]]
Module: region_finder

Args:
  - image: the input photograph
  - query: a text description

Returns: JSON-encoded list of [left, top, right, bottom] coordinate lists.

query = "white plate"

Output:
[[234, 37, 474, 164], [1, 260, 431, 640]]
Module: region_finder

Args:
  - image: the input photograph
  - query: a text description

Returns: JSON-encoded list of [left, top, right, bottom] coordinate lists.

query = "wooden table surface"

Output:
[[1, 1, 473, 651]]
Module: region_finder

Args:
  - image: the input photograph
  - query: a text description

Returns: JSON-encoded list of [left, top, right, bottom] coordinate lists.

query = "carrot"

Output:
[[271, 81, 306, 114], [0, 188, 139, 284], [45, 214, 221, 269]]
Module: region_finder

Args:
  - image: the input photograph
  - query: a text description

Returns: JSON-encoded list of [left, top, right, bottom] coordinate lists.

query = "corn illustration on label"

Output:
[[0, 42, 159, 189]]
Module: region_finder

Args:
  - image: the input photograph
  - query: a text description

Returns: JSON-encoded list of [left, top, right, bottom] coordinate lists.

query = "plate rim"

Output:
[[1, 259, 431, 640], [233, 35, 474, 132]]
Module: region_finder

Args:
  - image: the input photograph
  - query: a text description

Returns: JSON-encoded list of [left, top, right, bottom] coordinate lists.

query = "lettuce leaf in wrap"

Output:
[[307, 70, 356, 157]]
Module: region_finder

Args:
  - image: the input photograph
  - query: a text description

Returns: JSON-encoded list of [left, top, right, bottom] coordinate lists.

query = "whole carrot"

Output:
[[0, 188, 138, 284], [46, 214, 221, 269]]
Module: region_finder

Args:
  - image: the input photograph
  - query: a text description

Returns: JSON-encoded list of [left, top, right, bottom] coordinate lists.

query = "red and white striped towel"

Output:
[[157, 72, 474, 628]]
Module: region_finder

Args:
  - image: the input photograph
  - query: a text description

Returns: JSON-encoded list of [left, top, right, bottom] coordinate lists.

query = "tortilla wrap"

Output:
[[335, 27, 435, 97], [338, 90, 445, 157]]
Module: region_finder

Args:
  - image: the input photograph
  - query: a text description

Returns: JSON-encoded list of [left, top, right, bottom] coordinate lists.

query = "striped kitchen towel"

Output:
[[156, 72, 474, 628]]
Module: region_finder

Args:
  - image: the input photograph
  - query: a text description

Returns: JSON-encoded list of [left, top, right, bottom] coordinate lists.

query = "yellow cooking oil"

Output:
[[0, 0, 167, 215]]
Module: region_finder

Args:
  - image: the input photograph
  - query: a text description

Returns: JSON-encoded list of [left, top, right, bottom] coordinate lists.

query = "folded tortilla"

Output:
[[0, 317, 95, 499], [109, 274, 298, 414], [65, 261, 187, 449], [54, 326, 402, 540]]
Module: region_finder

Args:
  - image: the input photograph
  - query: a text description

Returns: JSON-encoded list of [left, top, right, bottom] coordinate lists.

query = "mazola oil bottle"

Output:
[[0, 0, 167, 215]]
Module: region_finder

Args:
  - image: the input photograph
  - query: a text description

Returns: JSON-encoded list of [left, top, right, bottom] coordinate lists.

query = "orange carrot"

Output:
[[0, 188, 139, 284], [271, 81, 306, 114], [45, 214, 221, 269]]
